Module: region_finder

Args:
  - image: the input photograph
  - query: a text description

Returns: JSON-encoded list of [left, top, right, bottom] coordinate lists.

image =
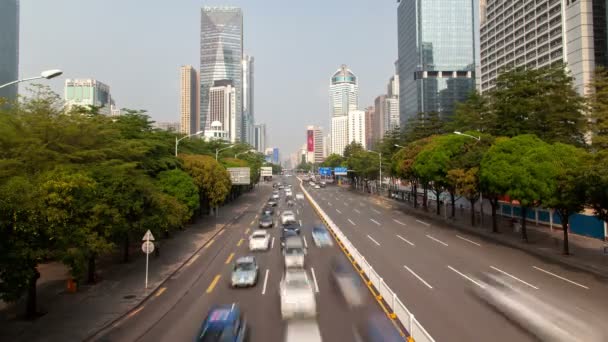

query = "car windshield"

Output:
[[285, 247, 303, 255], [261, 215, 272, 220], [285, 273, 309, 288], [252, 234, 266, 240], [235, 262, 255, 271], [313, 227, 327, 235], [199, 327, 234, 342]]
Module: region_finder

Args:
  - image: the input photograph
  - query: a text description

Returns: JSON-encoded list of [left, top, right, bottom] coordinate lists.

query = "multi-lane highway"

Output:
[[306, 182, 608, 341], [94, 177, 395, 342]]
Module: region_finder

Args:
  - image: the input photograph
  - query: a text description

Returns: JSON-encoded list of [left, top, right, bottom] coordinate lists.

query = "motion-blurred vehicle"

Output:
[[281, 210, 297, 225], [285, 190, 293, 197], [284, 319, 322, 342], [280, 269, 316, 319], [312, 226, 333, 247], [472, 273, 605, 342], [353, 312, 403, 342], [331, 257, 365, 308], [279, 185, 285, 190], [314, 184, 321, 189], [231, 256, 259, 288], [258, 214, 274, 228], [286, 199, 295, 208], [273, 183, 278, 189], [296, 193, 305, 201], [282, 222, 301, 235], [196, 303, 247, 342], [272, 191, 280, 199], [267, 198, 278, 207], [249, 230, 271, 251], [261, 206, 275, 216], [280, 229, 300, 249], [319, 182, 326, 188], [283, 236, 306, 268]]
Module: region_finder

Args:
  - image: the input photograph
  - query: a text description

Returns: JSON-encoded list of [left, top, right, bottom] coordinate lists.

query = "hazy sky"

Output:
[[19, 0, 397, 158]]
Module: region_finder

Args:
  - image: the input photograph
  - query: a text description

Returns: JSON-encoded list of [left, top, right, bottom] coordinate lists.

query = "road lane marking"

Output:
[[310, 267, 320, 293], [396, 235, 415, 246], [404, 266, 433, 289], [126, 306, 144, 318], [370, 219, 381, 226], [367, 235, 381, 246], [348, 219, 356, 226], [237, 238, 244, 247], [255, 214, 259, 219], [297, 209, 300, 215], [206, 275, 221, 293], [353, 209, 361, 214], [185, 255, 199, 267], [328, 202, 333, 206], [250, 220, 255, 226], [426, 235, 448, 246], [416, 219, 431, 227], [271, 237, 275, 249], [490, 266, 539, 290], [303, 236, 308, 248], [532, 266, 589, 289], [262, 269, 270, 295], [336, 209, 342, 214], [371, 208, 381, 214], [456, 235, 481, 246], [155, 287, 167, 297], [225, 252, 235, 264], [299, 219, 302, 226], [245, 228, 250, 234], [204, 238, 215, 249], [393, 219, 407, 226], [448, 266, 485, 288]]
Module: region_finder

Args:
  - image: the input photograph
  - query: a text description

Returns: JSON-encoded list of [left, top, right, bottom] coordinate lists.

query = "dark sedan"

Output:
[[258, 214, 274, 228], [261, 206, 274, 216]]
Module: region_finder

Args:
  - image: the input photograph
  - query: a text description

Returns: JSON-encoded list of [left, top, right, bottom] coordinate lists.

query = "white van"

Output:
[[284, 320, 322, 342]]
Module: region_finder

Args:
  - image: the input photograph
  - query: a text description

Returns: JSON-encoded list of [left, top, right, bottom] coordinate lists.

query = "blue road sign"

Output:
[[319, 167, 332, 176], [334, 167, 348, 176]]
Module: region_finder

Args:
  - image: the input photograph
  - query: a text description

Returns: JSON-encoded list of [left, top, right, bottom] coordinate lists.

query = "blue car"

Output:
[[196, 304, 247, 342], [312, 226, 333, 247]]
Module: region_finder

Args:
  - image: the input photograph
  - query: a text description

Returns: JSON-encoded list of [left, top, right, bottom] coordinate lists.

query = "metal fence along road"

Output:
[[299, 179, 436, 342]]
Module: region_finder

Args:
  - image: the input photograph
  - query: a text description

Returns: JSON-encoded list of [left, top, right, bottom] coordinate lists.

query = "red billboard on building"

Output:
[[307, 130, 314, 152]]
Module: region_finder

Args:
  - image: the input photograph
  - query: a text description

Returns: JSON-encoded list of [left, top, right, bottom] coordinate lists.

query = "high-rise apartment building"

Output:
[[323, 134, 331, 158], [0, 0, 19, 101], [374, 95, 387, 142], [330, 65, 359, 117], [387, 71, 400, 131], [200, 7, 243, 138], [348, 110, 366, 149], [331, 116, 349, 155], [209, 80, 237, 143], [364, 106, 375, 149], [254, 123, 266, 153], [397, 0, 476, 125], [64, 79, 114, 115], [180, 65, 199, 135], [480, 0, 608, 96], [306, 126, 325, 164], [242, 55, 254, 145]]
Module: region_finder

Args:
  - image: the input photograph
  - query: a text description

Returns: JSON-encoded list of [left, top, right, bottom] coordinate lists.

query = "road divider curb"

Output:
[[299, 179, 436, 342]]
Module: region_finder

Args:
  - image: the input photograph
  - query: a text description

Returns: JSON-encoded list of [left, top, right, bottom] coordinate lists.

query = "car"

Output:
[[261, 206, 274, 216], [258, 214, 274, 228], [249, 230, 271, 251], [282, 222, 301, 234], [309, 181, 316, 187], [281, 210, 297, 225], [280, 268, 316, 319], [283, 236, 306, 268], [331, 257, 365, 308], [280, 229, 300, 249], [231, 256, 259, 288], [267, 198, 278, 207], [296, 193, 305, 200], [272, 192, 280, 200], [196, 304, 247, 342], [285, 190, 293, 197], [311, 226, 333, 247], [284, 320, 322, 342], [353, 312, 404, 342], [319, 182, 326, 188], [314, 184, 321, 189], [279, 185, 285, 190]]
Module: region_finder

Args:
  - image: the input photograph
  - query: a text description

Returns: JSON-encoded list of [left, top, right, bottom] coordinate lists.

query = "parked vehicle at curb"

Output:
[[196, 304, 247, 342], [231, 256, 259, 288]]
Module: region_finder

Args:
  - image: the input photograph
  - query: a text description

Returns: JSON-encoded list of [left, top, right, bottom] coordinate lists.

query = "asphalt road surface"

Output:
[[306, 182, 608, 342], [94, 177, 393, 342]]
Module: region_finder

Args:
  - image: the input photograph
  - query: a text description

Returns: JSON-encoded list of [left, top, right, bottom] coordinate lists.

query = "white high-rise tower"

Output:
[[330, 65, 359, 155]]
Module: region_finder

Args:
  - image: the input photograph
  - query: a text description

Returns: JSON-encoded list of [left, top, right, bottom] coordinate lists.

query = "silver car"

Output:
[[280, 269, 317, 319], [231, 256, 259, 288]]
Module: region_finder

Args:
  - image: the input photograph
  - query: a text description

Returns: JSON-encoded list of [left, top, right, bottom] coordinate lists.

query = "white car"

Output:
[[272, 192, 280, 199], [280, 269, 317, 319], [281, 210, 297, 225], [249, 230, 271, 251], [285, 190, 293, 197], [296, 193, 305, 200], [284, 320, 322, 342], [314, 185, 321, 189]]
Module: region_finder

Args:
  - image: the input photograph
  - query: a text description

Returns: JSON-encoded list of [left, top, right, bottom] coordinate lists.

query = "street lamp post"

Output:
[[0, 69, 63, 89], [175, 131, 204, 157], [235, 149, 256, 159], [453, 131, 483, 226], [216, 144, 235, 160]]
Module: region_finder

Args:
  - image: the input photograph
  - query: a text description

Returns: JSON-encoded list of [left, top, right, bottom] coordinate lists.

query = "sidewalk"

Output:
[[347, 185, 608, 279], [0, 189, 260, 342]]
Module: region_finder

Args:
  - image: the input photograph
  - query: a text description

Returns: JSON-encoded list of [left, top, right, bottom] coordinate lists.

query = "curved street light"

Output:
[[454, 131, 481, 141], [175, 131, 204, 156], [235, 149, 256, 158], [215, 144, 235, 160], [0, 69, 63, 89]]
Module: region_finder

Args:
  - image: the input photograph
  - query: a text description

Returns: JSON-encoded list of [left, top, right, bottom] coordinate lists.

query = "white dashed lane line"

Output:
[[367, 235, 381, 246], [532, 266, 589, 289], [456, 235, 481, 247], [348, 219, 356, 226], [490, 266, 538, 290], [393, 219, 407, 226], [426, 235, 448, 246], [370, 219, 381, 226], [396, 235, 415, 246]]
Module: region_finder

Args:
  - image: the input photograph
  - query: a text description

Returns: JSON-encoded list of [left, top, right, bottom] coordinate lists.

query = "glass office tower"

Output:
[[0, 0, 19, 101], [200, 7, 243, 140], [397, 0, 476, 125]]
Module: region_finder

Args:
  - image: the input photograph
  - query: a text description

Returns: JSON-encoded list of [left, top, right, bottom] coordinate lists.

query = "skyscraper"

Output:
[[374, 95, 387, 142], [180, 65, 199, 135], [242, 55, 254, 145], [331, 116, 348, 155], [306, 126, 325, 164], [348, 110, 366, 149], [64, 79, 113, 115], [387, 70, 400, 131], [254, 123, 266, 153], [209, 80, 237, 143], [200, 7, 243, 138], [330, 65, 359, 155], [364, 106, 375, 149], [0, 0, 19, 101], [397, 0, 476, 125]]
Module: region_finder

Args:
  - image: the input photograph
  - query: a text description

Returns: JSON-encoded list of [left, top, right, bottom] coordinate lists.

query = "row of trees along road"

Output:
[[322, 63, 608, 257], [0, 85, 273, 318]]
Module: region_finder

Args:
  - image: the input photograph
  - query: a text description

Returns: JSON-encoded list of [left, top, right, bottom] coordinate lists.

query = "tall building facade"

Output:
[[387, 71, 400, 131], [306, 126, 325, 164], [480, 0, 608, 96], [242, 55, 254, 145], [254, 123, 266, 153], [331, 116, 349, 155], [209, 80, 237, 143], [374, 95, 387, 142], [364, 106, 375, 149], [348, 110, 366, 149], [398, 0, 476, 125], [64, 79, 113, 115], [180, 65, 199, 135], [200, 7, 243, 139], [155, 122, 181, 132], [0, 0, 19, 101]]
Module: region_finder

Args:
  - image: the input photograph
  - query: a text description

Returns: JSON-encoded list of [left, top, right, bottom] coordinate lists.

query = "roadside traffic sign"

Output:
[[142, 229, 155, 241], [141, 241, 155, 254]]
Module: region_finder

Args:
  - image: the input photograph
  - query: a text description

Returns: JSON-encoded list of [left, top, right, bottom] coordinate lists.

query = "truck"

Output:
[[261, 166, 273, 181]]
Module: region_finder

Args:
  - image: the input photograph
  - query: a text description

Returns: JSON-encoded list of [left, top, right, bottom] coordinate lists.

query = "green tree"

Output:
[[403, 112, 447, 143], [588, 67, 608, 149], [392, 136, 437, 208], [450, 90, 495, 133], [321, 154, 345, 168], [181, 154, 231, 215], [343, 141, 364, 159], [447, 167, 480, 225], [157, 169, 200, 220], [584, 151, 608, 223], [296, 162, 313, 172]]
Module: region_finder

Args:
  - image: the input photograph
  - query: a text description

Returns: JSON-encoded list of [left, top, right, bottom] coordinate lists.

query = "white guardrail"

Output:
[[299, 180, 436, 342]]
